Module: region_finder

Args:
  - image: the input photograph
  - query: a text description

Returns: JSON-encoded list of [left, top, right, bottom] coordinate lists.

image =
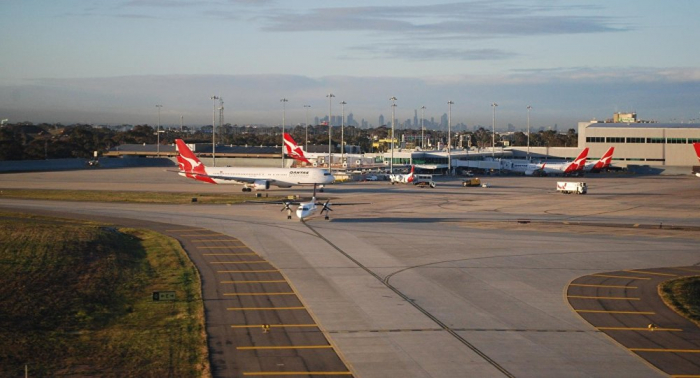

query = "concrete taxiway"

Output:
[[2, 168, 699, 377]]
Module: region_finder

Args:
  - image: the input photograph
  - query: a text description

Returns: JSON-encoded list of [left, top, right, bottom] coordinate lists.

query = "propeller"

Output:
[[320, 200, 333, 220], [280, 201, 292, 212]]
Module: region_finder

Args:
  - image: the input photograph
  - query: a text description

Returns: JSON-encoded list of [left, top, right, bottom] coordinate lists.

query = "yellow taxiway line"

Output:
[[243, 372, 352, 376], [576, 310, 655, 315], [228, 307, 305, 311], [569, 284, 637, 289], [237, 345, 333, 350], [217, 270, 279, 273], [568, 295, 640, 300], [623, 270, 677, 277], [224, 292, 296, 296], [231, 324, 317, 328], [591, 274, 651, 280], [631, 348, 700, 353], [598, 327, 682, 332]]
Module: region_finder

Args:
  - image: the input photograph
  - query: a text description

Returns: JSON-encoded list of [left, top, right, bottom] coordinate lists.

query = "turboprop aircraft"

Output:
[[175, 139, 333, 192], [254, 184, 368, 221]]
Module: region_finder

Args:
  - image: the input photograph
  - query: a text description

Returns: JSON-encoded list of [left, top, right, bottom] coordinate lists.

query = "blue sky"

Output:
[[1, 0, 699, 130]]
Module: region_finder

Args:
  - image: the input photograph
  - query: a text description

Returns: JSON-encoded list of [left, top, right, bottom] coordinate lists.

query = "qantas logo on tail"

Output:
[[694, 143, 700, 163], [593, 147, 615, 170], [565, 148, 589, 173], [283, 133, 311, 164], [175, 139, 215, 184], [407, 165, 415, 183]]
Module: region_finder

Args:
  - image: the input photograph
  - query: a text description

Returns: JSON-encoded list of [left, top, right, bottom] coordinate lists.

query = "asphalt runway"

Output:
[[2, 167, 700, 377]]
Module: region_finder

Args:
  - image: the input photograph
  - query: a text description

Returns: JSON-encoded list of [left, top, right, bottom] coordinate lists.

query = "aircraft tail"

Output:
[[591, 147, 615, 172], [407, 165, 415, 183], [283, 133, 311, 164], [175, 139, 215, 184], [566, 147, 589, 173], [694, 143, 700, 163]]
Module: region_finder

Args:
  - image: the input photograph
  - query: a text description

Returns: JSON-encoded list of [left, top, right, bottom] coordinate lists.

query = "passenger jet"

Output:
[[389, 165, 415, 184], [175, 139, 334, 191]]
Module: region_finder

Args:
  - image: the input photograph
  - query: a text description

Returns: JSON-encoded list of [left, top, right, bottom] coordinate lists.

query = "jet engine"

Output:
[[253, 180, 270, 190]]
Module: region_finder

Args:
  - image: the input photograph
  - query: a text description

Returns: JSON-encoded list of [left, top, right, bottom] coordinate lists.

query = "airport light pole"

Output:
[[527, 105, 532, 160], [491, 102, 498, 157], [211, 95, 219, 166], [280, 98, 288, 167], [180, 115, 183, 133], [340, 101, 346, 167], [326, 93, 335, 168], [447, 101, 453, 175], [304, 105, 311, 152], [390, 96, 397, 173], [155, 105, 162, 156], [421, 106, 426, 150]]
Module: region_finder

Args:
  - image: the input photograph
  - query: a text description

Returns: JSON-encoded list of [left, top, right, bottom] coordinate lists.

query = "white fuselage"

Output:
[[295, 200, 318, 220], [201, 167, 334, 187], [509, 162, 544, 176]]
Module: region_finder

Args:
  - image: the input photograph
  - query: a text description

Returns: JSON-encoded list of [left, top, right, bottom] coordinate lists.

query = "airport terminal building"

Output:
[[577, 120, 700, 167]]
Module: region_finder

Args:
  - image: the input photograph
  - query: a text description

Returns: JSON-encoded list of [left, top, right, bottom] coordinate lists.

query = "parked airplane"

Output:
[[509, 161, 546, 176], [256, 184, 367, 221], [389, 165, 415, 184], [283, 133, 311, 164], [175, 139, 334, 192], [585, 147, 615, 173], [539, 147, 589, 176], [693, 143, 700, 177]]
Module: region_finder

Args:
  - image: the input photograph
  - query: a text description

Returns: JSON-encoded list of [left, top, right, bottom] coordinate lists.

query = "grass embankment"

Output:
[[0, 188, 281, 204], [660, 276, 700, 327], [0, 212, 209, 377]]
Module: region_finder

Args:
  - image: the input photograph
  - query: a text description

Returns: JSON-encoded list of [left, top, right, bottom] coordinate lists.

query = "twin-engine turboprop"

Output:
[[175, 139, 334, 192], [256, 184, 368, 221]]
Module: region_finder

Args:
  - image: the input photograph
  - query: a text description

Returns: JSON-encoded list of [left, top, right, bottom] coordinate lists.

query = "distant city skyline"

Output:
[[1, 1, 699, 128]]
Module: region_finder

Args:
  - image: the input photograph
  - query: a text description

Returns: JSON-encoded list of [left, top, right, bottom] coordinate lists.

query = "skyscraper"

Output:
[[379, 114, 385, 126]]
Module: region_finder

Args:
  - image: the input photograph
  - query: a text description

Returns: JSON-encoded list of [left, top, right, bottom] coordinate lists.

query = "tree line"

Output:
[[0, 122, 578, 161]]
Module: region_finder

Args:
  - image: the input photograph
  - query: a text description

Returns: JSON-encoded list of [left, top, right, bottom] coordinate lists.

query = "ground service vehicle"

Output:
[[557, 181, 587, 194], [462, 177, 481, 187], [413, 174, 436, 188]]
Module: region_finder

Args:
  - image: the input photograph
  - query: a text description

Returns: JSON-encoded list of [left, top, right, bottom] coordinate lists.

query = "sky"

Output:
[[1, 0, 699, 130]]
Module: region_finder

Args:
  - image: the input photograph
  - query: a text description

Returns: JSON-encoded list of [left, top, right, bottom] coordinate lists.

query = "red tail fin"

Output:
[[694, 143, 700, 163], [175, 139, 215, 183], [566, 148, 589, 173], [283, 133, 311, 164], [593, 147, 615, 170]]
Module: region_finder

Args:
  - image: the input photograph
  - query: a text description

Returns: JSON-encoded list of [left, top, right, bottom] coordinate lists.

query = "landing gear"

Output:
[[242, 187, 252, 192]]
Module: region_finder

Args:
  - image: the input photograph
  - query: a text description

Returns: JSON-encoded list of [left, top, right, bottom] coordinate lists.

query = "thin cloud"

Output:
[[351, 44, 517, 61], [261, 1, 628, 38]]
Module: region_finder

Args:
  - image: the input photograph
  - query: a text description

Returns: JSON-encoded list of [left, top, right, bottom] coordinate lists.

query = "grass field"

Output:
[[660, 276, 700, 327], [0, 188, 282, 204], [0, 212, 209, 377]]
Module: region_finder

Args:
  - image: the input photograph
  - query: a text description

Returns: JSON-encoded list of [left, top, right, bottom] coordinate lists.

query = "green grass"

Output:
[[0, 212, 209, 377], [660, 276, 700, 326], [0, 188, 282, 204]]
